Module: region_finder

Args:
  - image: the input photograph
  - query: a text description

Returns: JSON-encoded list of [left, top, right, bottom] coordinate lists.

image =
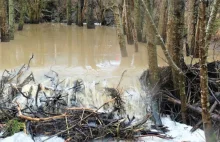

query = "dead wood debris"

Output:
[[0, 61, 172, 141], [158, 61, 220, 140]]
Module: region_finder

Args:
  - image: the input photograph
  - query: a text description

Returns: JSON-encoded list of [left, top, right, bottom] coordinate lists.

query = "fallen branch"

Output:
[[166, 96, 220, 121], [16, 102, 68, 122]]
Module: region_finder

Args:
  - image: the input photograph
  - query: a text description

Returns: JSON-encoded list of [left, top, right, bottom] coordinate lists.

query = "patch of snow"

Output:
[[0, 132, 64, 142], [139, 116, 205, 142]]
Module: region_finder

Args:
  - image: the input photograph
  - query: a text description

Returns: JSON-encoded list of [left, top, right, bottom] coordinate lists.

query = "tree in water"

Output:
[[125, 0, 134, 44], [27, 0, 42, 23], [0, 0, 10, 42], [66, 0, 72, 25], [112, 1, 128, 57], [87, 0, 95, 29], [77, 0, 84, 27], [18, 0, 25, 31], [9, 0, 15, 40], [166, 0, 186, 123], [143, 0, 162, 127], [157, 0, 167, 44], [134, 0, 142, 42]]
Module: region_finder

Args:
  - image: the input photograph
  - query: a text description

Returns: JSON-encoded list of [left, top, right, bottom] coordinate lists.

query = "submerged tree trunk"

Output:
[[131, 0, 138, 52], [125, 0, 134, 44], [134, 0, 142, 42], [18, 0, 24, 31], [66, 0, 72, 25], [113, 5, 128, 57], [28, 0, 42, 24], [167, 0, 186, 123], [122, 0, 127, 35], [0, 0, 10, 42], [199, 0, 220, 141], [9, 0, 14, 40], [141, 2, 147, 43], [157, 0, 167, 44], [143, 0, 162, 127], [77, 0, 83, 27], [186, 0, 196, 56], [87, 0, 95, 29]]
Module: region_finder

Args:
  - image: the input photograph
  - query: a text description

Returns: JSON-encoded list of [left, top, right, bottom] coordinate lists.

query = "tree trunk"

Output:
[[77, 0, 83, 27], [125, 0, 134, 44], [113, 5, 128, 57], [66, 0, 72, 25], [133, 26, 138, 52], [134, 0, 142, 42], [87, 0, 95, 29], [199, 0, 220, 141], [18, 0, 24, 31], [9, 0, 14, 40], [28, 0, 42, 24], [143, 0, 162, 127], [186, 0, 196, 56], [167, 0, 186, 123], [122, 0, 127, 35], [194, 13, 200, 58], [0, 0, 10, 42], [157, 0, 167, 44]]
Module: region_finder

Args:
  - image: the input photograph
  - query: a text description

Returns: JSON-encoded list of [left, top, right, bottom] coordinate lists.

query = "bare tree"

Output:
[[167, 0, 186, 123], [87, 0, 95, 29], [110, 0, 128, 57], [0, 0, 10, 42], [67, 0, 72, 25], [27, 0, 42, 23], [143, 0, 162, 127], [134, 0, 142, 42], [77, 0, 83, 26], [18, 0, 25, 31], [125, 0, 134, 44], [186, 0, 196, 56], [157, 0, 167, 44], [199, 0, 220, 141], [9, 0, 15, 40]]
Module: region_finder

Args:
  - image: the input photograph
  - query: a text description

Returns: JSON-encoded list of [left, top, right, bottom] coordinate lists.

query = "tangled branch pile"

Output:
[[0, 60, 171, 141], [159, 61, 220, 140]]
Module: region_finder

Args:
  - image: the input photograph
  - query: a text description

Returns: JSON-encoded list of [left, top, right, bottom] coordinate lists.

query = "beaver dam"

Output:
[[0, 24, 220, 142]]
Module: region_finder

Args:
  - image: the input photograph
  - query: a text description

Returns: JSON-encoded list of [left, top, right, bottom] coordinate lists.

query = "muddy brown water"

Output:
[[0, 23, 219, 75]]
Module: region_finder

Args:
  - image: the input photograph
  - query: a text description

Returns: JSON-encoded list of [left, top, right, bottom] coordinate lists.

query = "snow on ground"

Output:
[[0, 116, 205, 142], [0, 133, 64, 142], [139, 117, 205, 142]]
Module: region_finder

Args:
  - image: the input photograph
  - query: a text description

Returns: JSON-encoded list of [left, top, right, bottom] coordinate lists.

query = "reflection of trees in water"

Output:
[[67, 26, 73, 67]]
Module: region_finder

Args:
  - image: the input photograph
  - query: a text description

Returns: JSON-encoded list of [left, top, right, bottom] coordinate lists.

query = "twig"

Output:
[[117, 70, 127, 89]]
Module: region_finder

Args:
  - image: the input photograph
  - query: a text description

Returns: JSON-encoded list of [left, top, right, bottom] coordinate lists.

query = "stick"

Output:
[[117, 70, 127, 89]]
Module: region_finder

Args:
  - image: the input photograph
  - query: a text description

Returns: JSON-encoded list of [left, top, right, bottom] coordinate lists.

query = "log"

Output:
[[166, 96, 220, 121]]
